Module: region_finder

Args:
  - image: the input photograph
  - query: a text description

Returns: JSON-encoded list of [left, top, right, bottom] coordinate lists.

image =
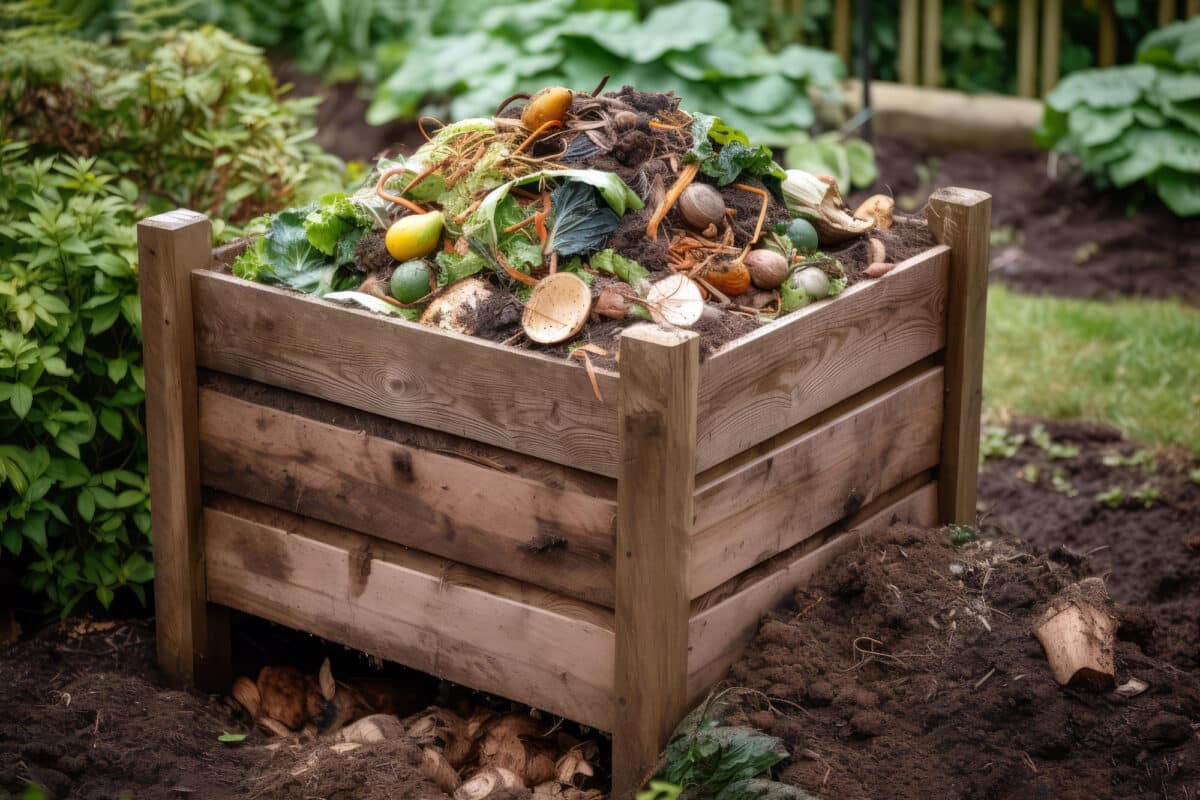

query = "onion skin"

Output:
[[744, 249, 789, 290], [521, 87, 572, 130], [854, 194, 895, 230]]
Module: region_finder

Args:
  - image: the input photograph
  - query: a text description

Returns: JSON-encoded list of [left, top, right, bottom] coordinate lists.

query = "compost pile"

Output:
[[232, 84, 932, 362]]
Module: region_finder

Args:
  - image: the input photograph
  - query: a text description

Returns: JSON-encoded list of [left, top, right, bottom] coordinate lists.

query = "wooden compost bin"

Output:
[[137, 187, 990, 797]]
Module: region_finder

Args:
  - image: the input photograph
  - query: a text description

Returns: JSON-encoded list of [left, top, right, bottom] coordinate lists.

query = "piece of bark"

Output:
[[1034, 577, 1117, 690]]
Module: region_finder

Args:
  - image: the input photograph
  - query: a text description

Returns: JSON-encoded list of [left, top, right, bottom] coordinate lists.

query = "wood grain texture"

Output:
[[191, 271, 620, 476], [686, 481, 939, 702], [694, 245, 949, 472], [689, 367, 944, 599], [928, 188, 992, 524], [204, 494, 616, 730], [137, 210, 230, 691], [613, 325, 699, 799], [198, 387, 617, 605]]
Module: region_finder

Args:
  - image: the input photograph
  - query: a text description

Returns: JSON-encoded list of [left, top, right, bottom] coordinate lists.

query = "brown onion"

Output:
[[744, 249, 790, 290]]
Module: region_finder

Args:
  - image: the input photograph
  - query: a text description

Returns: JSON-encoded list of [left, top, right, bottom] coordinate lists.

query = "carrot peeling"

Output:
[[513, 119, 563, 155], [646, 161, 699, 242], [734, 183, 770, 244], [496, 251, 539, 287], [375, 166, 426, 215], [570, 345, 609, 403], [503, 215, 537, 235]]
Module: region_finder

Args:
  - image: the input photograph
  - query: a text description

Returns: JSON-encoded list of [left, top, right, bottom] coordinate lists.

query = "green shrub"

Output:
[[1036, 16, 1200, 217], [0, 8, 343, 614], [367, 0, 843, 146]]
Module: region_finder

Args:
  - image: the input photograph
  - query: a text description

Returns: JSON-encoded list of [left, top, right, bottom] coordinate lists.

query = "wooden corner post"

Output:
[[927, 188, 992, 525], [138, 210, 230, 692], [613, 325, 700, 798]]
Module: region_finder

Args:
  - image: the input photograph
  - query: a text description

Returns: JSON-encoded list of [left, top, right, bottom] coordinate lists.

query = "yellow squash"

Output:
[[385, 211, 444, 261]]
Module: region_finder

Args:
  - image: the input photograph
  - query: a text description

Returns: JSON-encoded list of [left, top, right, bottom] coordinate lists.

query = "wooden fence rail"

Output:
[[821, 0, 1198, 98]]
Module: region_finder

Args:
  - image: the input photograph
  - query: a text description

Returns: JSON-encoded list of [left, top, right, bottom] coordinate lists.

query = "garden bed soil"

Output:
[[5, 420, 1196, 799], [717, 524, 1200, 800], [978, 419, 1200, 670], [864, 136, 1200, 303]]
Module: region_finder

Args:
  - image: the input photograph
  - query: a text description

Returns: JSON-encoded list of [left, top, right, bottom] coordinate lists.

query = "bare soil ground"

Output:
[[4, 420, 1196, 800], [864, 137, 1200, 303]]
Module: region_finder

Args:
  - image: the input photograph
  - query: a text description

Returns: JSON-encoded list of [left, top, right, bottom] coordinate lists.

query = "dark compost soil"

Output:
[[718, 525, 1200, 800], [4, 425, 1197, 800], [977, 419, 1200, 670], [862, 136, 1200, 303]]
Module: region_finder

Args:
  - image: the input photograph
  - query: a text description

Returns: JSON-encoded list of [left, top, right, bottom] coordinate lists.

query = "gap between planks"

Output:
[[204, 493, 616, 730]]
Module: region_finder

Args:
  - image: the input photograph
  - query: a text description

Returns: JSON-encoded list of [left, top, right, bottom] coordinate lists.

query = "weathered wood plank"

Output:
[[138, 210, 230, 692], [689, 367, 944, 598], [928, 188, 992, 524], [686, 481, 939, 702], [198, 386, 617, 606], [694, 245, 949, 473], [613, 326, 699, 798], [191, 271, 620, 476], [204, 495, 616, 730]]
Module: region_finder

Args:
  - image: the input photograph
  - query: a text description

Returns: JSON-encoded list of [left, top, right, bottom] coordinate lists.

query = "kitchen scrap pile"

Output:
[[232, 83, 933, 365]]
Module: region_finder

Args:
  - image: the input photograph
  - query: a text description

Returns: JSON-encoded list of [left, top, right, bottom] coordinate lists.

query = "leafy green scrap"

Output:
[[590, 249, 649, 285], [685, 112, 786, 186], [547, 181, 620, 257]]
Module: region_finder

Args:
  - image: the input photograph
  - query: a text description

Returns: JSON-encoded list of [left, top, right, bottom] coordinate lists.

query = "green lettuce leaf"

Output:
[[658, 725, 788, 791], [232, 208, 361, 296], [436, 250, 488, 286], [590, 249, 649, 285], [685, 112, 786, 186], [467, 170, 643, 247], [304, 192, 373, 257]]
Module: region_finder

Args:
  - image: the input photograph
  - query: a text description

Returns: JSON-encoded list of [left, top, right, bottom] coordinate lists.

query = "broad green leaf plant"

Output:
[[0, 5, 344, 614], [368, 0, 843, 147], [1036, 16, 1200, 217]]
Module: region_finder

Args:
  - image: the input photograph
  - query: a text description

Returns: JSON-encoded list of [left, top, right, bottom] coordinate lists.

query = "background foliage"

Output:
[[366, 0, 843, 147], [0, 1, 342, 614], [1036, 16, 1200, 216]]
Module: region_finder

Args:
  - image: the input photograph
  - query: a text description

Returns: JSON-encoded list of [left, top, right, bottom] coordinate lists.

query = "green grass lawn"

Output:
[[983, 285, 1200, 453]]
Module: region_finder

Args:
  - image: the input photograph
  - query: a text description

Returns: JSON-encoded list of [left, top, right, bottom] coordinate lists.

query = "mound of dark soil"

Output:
[[978, 419, 1200, 669], [717, 525, 1200, 800], [863, 137, 1200, 302], [0, 620, 254, 799]]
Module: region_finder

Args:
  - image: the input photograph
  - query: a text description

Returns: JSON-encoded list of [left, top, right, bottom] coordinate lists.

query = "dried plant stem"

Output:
[[734, 183, 769, 245], [646, 161, 700, 242]]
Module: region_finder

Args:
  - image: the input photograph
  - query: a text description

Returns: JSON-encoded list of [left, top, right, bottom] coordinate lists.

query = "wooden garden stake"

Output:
[[613, 325, 699, 799], [927, 188, 992, 525], [138, 210, 230, 692]]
